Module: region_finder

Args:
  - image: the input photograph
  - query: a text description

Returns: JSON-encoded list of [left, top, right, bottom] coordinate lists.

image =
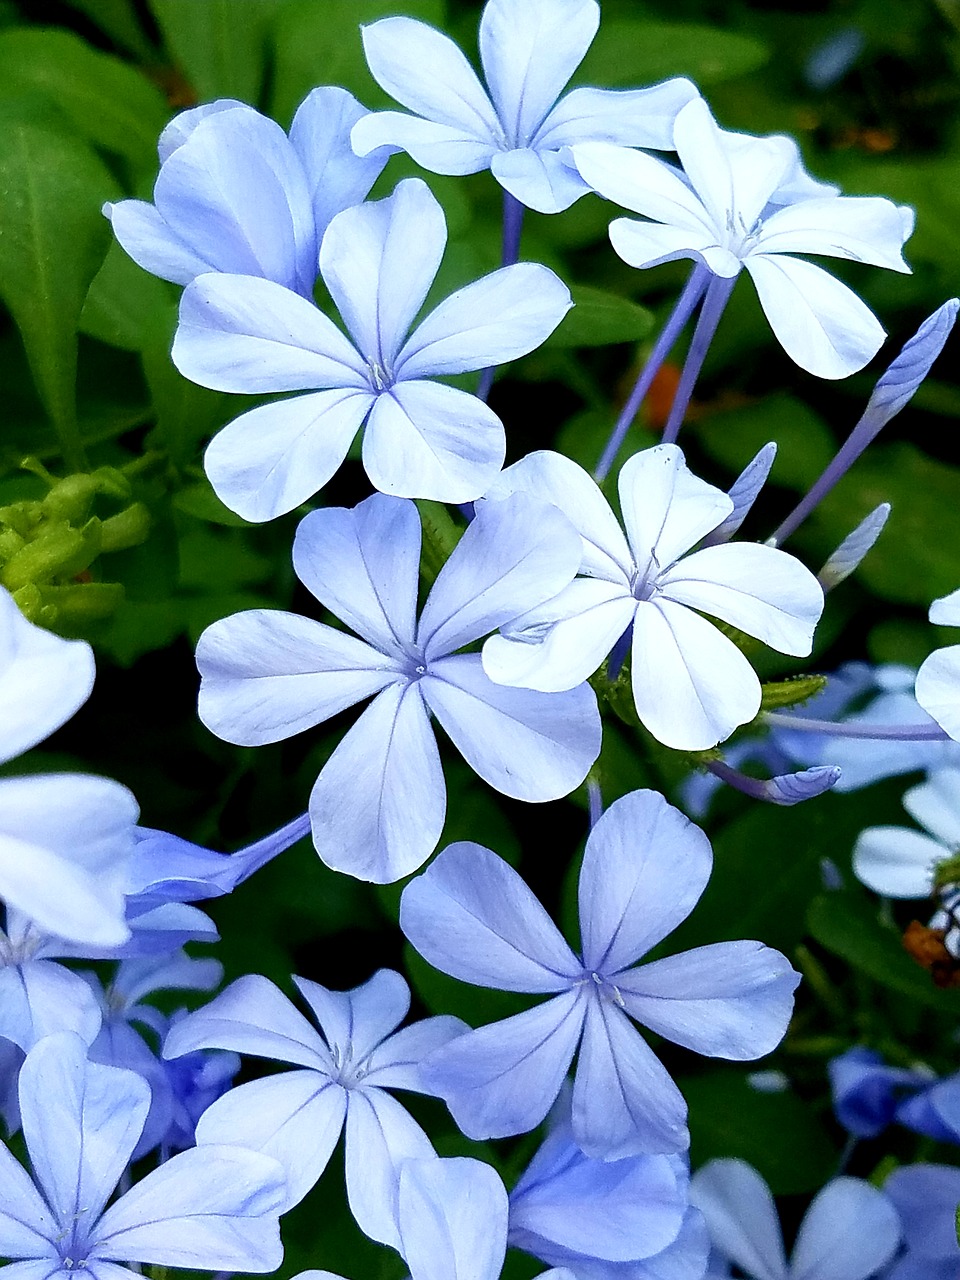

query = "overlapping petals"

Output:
[[351, 0, 696, 214], [401, 789, 799, 1158], [916, 588, 960, 740], [853, 766, 960, 898], [482, 445, 823, 751]]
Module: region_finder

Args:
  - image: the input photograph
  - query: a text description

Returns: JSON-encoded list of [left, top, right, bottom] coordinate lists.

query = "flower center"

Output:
[[583, 970, 626, 1008], [367, 361, 394, 392]]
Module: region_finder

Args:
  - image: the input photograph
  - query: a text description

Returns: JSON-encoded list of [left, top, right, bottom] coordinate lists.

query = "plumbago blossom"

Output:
[[401, 789, 799, 1158], [571, 97, 913, 377], [163, 968, 465, 1248], [481, 445, 824, 751], [172, 177, 572, 520], [351, 0, 698, 214], [884, 1165, 960, 1278], [196, 492, 601, 882], [107, 88, 388, 295], [916, 588, 960, 741], [852, 766, 960, 898]]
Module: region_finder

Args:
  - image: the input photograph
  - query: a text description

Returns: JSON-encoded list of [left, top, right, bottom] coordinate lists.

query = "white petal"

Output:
[[489, 148, 589, 214], [916, 643, 960, 741], [852, 825, 943, 898], [902, 768, 960, 846], [757, 196, 912, 272], [608, 217, 740, 277], [930, 587, 960, 627], [351, 111, 497, 176], [618, 445, 732, 575], [345, 1089, 435, 1248], [535, 79, 699, 151], [570, 141, 715, 232]]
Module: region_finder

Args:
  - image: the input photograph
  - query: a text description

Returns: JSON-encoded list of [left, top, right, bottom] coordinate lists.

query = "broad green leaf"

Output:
[[547, 285, 653, 348], [0, 28, 169, 171], [80, 242, 171, 352], [577, 20, 769, 88], [270, 0, 446, 123], [693, 393, 836, 493], [149, 0, 288, 103], [64, 0, 156, 58], [681, 1069, 837, 1194], [0, 109, 117, 468]]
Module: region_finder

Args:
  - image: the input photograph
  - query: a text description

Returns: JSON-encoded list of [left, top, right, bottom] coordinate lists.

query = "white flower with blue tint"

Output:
[[571, 97, 913, 378], [690, 1159, 901, 1280], [401, 789, 799, 1159], [172, 178, 572, 520], [196, 493, 600, 883], [107, 89, 388, 296], [350, 0, 697, 215], [916, 588, 960, 741], [853, 766, 960, 899], [481, 446, 823, 751]]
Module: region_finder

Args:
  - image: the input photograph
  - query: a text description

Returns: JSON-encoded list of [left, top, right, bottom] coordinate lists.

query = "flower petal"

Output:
[[0, 1141, 51, 1259], [916, 643, 960, 741], [398, 1157, 509, 1280], [351, 111, 498, 175], [363, 380, 505, 503], [618, 445, 732, 575], [345, 1089, 436, 1248], [400, 841, 581, 993], [204, 388, 373, 523], [293, 969, 411, 1066], [196, 610, 401, 746], [421, 991, 585, 1139], [884, 1163, 960, 1260], [930, 587, 960, 627], [105, 199, 214, 286], [489, 147, 590, 214], [535, 79, 699, 150], [422, 653, 601, 801], [757, 195, 912, 273], [903, 768, 960, 846], [173, 273, 367, 393], [397, 263, 572, 378], [789, 1177, 901, 1280], [579, 789, 713, 974], [309, 682, 445, 883], [852, 825, 943, 898], [608, 217, 739, 276], [362, 1015, 470, 1092], [688, 1159, 787, 1280], [292, 496, 420, 658], [744, 253, 886, 379], [631, 599, 761, 750], [569, 141, 714, 233], [0, 960, 101, 1052]]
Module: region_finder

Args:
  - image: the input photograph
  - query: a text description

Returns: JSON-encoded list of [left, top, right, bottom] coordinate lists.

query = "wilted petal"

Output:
[[351, 111, 498, 175], [744, 253, 886, 379], [345, 1089, 436, 1248], [789, 1177, 901, 1280], [204, 388, 373, 523], [689, 1159, 787, 1280], [0, 960, 101, 1051], [294, 969, 410, 1065], [423, 654, 600, 801], [400, 841, 581, 993], [292, 497, 420, 658], [536, 80, 698, 151], [397, 263, 572, 378], [398, 1157, 509, 1280], [757, 196, 911, 272], [309, 682, 445, 883], [579, 790, 713, 975], [196, 610, 401, 746], [916, 643, 960, 741], [619, 446, 732, 574], [852, 825, 942, 898], [489, 147, 590, 214], [422, 991, 585, 1139]]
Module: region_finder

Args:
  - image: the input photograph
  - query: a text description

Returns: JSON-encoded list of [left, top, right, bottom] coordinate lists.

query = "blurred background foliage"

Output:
[[1, 0, 959, 1274]]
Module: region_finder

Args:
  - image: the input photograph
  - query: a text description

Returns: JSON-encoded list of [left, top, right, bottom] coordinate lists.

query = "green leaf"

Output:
[[80, 242, 171, 352], [547, 285, 653, 348], [270, 0, 446, 123], [149, 0, 288, 103], [0, 108, 117, 468], [681, 1069, 837, 1194], [63, 0, 156, 58], [692, 394, 836, 493], [0, 28, 169, 171], [577, 20, 769, 87]]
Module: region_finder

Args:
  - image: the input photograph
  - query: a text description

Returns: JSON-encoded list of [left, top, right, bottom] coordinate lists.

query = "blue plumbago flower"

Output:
[[916, 588, 960, 742], [0, 587, 136, 947], [172, 178, 572, 520], [196, 492, 601, 883], [0, 908, 105, 1051], [871, 1165, 960, 1279], [690, 1159, 901, 1280], [350, 0, 697, 215], [509, 1093, 710, 1280], [401, 788, 800, 1159], [106, 88, 388, 295], [481, 446, 824, 752], [163, 968, 466, 1248], [571, 98, 913, 378], [894, 1070, 960, 1145], [828, 1046, 934, 1139], [0, 1032, 286, 1277], [853, 766, 960, 899]]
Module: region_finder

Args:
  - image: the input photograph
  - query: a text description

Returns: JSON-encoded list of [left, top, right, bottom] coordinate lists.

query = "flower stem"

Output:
[[661, 272, 736, 445], [476, 191, 526, 403], [764, 711, 950, 741]]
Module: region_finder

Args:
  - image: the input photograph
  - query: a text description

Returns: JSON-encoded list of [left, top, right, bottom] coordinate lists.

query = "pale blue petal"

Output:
[[419, 493, 583, 658], [421, 990, 585, 1139], [196, 610, 402, 746], [852, 824, 942, 898], [0, 1141, 55, 1258], [422, 654, 600, 800], [535, 80, 699, 150], [293, 969, 411, 1064], [618, 445, 731, 574], [489, 148, 589, 214], [105, 199, 214, 285], [400, 841, 581, 993], [0, 961, 101, 1051], [319, 178, 445, 366], [818, 504, 890, 589], [20, 1033, 150, 1226], [571, 999, 689, 1159], [195, 1071, 346, 1210], [616, 942, 799, 1059], [173, 273, 367, 393], [362, 1016, 470, 1092], [351, 111, 497, 175], [570, 141, 716, 231], [162, 973, 333, 1071], [93, 1145, 285, 1272], [689, 1160, 787, 1280], [704, 444, 778, 546], [112, 950, 221, 1008], [916, 643, 960, 741], [360, 18, 500, 139], [398, 1157, 509, 1280], [289, 86, 390, 236], [930, 587, 960, 627], [397, 264, 572, 378], [578, 789, 713, 975], [884, 1163, 960, 1260], [345, 1089, 436, 1248], [292, 496, 420, 659], [363, 380, 505, 503], [789, 1177, 901, 1280], [204, 388, 373, 522], [157, 100, 246, 161], [309, 682, 445, 883], [479, 0, 598, 144]]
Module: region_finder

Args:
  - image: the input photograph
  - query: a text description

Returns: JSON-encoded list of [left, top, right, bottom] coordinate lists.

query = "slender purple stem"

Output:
[[765, 711, 950, 741], [661, 272, 736, 445], [595, 262, 711, 483], [476, 190, 526, 403]]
